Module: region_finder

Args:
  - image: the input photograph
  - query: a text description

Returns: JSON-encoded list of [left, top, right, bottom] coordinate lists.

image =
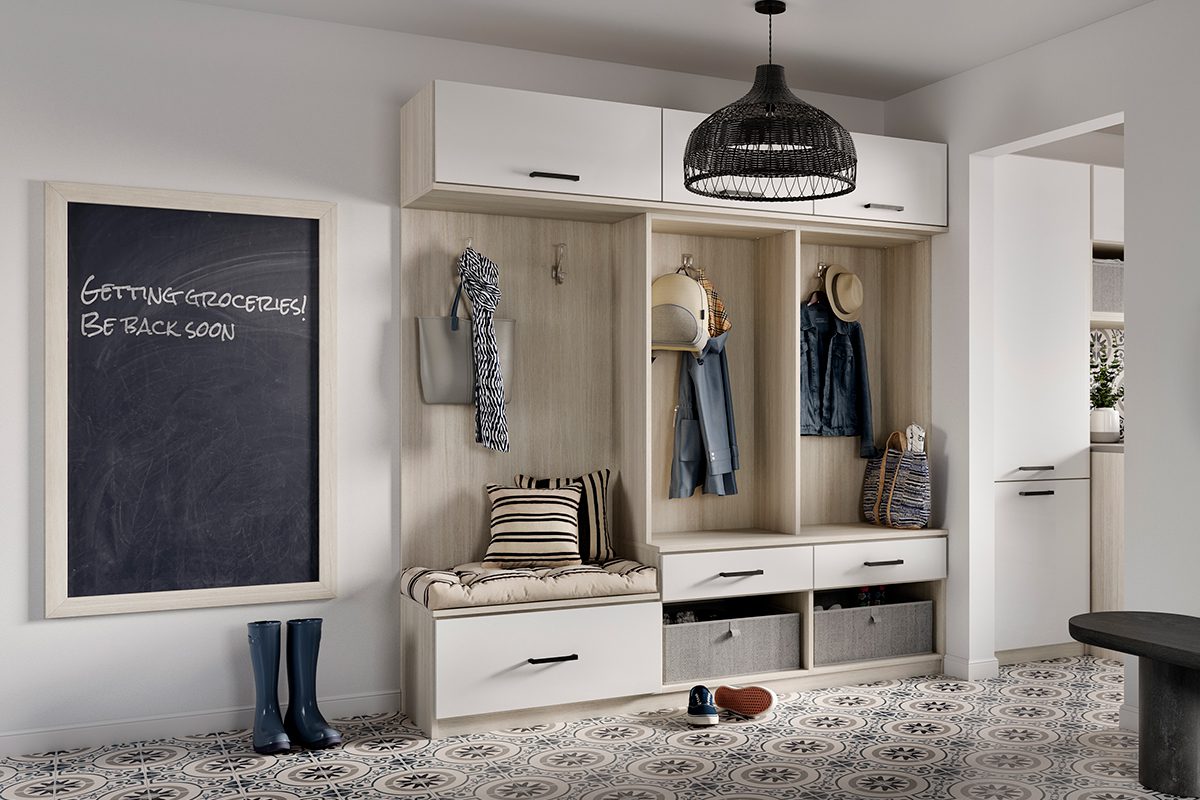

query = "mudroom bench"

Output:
[[399, 561, 662, 737]]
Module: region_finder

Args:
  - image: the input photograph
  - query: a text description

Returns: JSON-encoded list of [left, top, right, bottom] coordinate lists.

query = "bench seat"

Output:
[[401, 559, 658, 610]]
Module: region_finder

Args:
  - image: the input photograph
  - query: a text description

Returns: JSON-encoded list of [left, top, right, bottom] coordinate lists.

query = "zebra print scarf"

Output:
[[458, 248, 509, 452]]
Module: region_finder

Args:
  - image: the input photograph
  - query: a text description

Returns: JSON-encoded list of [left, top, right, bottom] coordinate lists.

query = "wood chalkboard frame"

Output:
[[44, 182, 337, 617]]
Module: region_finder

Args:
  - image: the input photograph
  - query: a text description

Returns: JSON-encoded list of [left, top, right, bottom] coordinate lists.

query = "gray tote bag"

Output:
[[418, 282, 515, 405]]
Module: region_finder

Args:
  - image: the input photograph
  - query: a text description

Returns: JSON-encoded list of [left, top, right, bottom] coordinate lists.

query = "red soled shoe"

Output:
[[715, 685, 778, 718]]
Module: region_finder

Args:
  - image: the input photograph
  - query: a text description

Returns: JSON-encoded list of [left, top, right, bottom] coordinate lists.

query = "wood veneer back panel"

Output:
[[400, 210, 615, 568]]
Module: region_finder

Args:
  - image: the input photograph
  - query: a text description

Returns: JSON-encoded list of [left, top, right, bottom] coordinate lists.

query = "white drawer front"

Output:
[[434, 81, 662, 201], [436, 602, 661, 719], [661, 109, 815, 214], [661, 546, 813, 602], [813, 133, 947, 226], [813, 537, 946, 589]]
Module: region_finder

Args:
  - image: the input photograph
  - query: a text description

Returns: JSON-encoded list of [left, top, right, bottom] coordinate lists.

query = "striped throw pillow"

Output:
[[515, 469, 614, 563], [482, 484, 584, 569]]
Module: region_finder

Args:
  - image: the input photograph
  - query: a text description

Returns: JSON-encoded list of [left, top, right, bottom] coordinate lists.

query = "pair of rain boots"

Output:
[[247, 618, 343, 755], [687, 684, 777, 726]]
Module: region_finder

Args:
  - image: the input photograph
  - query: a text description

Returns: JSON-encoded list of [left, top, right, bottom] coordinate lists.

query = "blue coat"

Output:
[[800, 300, 879, 458], [670, 331, 740, 497]]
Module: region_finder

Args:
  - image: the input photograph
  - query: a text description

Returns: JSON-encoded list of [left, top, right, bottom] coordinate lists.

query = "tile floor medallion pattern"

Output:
[[0, 657, 1171, 800]]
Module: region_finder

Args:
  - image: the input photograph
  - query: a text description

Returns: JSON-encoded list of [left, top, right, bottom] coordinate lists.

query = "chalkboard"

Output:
[[45, 184, 336, 617]]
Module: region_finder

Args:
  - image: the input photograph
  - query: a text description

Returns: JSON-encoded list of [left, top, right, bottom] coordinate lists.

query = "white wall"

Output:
[[0, 0, 882, 753], [886, 0, 1187, 704]]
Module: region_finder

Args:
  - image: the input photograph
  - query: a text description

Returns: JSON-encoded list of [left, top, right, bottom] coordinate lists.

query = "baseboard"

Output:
[[0, 690, 402, 758], [1120, 702, 1138, 732], [995, 642, 1085, 666], [943, 654, 1000, 681]]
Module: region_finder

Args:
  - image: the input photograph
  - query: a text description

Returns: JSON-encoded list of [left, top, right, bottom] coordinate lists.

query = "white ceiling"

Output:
[[181, 0, 1153, 100]]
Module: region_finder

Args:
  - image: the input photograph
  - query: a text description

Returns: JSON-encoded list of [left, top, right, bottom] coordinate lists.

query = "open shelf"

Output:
[[651, 524, 947, 553]]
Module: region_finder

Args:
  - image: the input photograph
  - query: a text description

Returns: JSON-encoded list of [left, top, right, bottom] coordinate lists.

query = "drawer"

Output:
[[661, 546, 813, 602], [433, 81, 662, 201], [661, 108, 815, 214], [435, 602, 661, 719], [813, 132, 947, 226], [812, 537, 946, 589], [664, 607, 800, 683], [813, 601, 933, 666]]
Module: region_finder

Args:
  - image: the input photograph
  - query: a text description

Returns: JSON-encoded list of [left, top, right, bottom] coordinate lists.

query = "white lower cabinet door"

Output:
[[435, 602, 661, 719], [994, 479, 1091, 652]]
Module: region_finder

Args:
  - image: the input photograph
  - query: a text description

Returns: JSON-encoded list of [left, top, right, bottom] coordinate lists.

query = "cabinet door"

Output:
[[661, 108, 814, 214], [993, 155, 1091, 482], [994, 479, 1090, 652], [433, 81, 662, 201], [1092, 166, 1125, 244], [813, 133, 947, 226]]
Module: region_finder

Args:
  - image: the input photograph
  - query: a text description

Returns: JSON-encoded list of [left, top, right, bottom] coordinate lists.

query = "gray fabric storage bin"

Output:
[[664, 611, 800, 683], [813, 600, 933, 666]]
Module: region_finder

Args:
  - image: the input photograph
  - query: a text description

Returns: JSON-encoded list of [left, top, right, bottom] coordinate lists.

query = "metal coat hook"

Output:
[[815, 262, 831, 279], [464, 236, 474, 251], [551, 243, 567, 285]]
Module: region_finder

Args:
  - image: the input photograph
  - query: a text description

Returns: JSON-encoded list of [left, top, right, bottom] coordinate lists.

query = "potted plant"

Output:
[[1090, 353, 1124, 443]]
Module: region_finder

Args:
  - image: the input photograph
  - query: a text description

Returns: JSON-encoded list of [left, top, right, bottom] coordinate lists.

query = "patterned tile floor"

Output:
[[0, 656, 1174, 800]]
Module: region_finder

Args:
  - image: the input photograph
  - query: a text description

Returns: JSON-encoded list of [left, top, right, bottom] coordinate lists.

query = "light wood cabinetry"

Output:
[[398, 81, 950, 736], [814, 133, 948, 227], [994, 479, 1091, 652], [992, 155, 1091, 481], [405, 81, 662, 204], [1092, 165, 1125, 244]]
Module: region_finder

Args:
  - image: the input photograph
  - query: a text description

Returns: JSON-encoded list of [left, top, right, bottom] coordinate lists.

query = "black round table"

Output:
[[1070, 611, 1200, 797]]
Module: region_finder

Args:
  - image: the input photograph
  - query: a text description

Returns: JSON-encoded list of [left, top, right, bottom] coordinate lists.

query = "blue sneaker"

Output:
[[687, 685, 719, 726]]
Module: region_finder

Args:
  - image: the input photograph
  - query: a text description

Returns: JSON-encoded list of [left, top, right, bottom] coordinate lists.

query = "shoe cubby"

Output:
[[662, 594, 803, 685]]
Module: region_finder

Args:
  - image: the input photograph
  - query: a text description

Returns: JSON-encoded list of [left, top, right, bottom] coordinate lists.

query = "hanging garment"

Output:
[[670, 331, 739, 497], [800, 297, 878, 458], [458, 247, 509, 452]]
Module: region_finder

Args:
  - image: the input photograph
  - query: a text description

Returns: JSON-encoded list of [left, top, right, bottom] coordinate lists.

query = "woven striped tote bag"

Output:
[[862, 430, 931, 529]]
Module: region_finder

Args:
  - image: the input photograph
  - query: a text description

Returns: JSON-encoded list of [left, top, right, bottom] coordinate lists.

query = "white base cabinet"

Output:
[[403, 598, 662, 735], [994, 479, 1091, 652]]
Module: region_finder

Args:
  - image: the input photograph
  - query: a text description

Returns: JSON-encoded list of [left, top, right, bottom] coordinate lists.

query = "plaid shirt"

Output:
[[692, 269, 731, 337]]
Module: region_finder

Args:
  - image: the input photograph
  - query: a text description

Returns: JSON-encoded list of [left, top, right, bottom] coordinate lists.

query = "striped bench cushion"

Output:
[[401, 559, 659, 610]]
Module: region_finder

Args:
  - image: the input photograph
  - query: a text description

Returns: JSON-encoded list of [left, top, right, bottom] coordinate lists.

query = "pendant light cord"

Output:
[[768, 12, 773, 65]]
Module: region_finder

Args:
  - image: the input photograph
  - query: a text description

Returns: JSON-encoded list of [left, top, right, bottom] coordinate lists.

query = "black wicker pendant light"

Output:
[[684, 0, 857, 202]]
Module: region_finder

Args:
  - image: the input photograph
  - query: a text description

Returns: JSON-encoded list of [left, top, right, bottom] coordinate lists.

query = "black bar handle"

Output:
[[863, 559, 905, 567], [864, 202, 905, 212], [1018, 465, 1055, 471], [1019, 490, 1056, 497], [527, 653, 579, 665], [529, 171, 581, 182], [719, 569, 764, 578]]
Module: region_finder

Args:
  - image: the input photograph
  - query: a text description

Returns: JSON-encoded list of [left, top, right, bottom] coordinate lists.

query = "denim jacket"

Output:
[[800, 300, 879, 458]]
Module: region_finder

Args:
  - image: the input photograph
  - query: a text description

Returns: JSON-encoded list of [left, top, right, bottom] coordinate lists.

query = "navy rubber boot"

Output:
[[247, 621, 292, 755], [687, 685, 719, 726], [283, 618, 343, 749]]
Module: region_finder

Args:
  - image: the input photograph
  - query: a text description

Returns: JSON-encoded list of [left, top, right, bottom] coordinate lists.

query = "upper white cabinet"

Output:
[[661, 108, 814, 215], [1092, 165, 1124, 243], [992, 156, 1091, 481], [428, 81, 662, 202], [814, 133, 948, 227]]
